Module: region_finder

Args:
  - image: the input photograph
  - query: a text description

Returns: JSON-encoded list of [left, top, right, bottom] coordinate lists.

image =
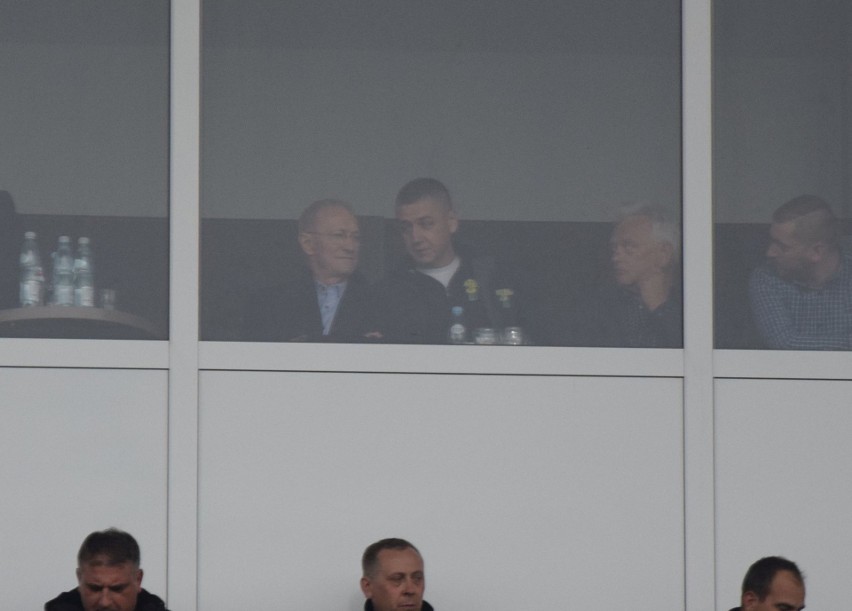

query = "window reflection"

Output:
[[0, 1, 170, 339], [201, 0, 683, 346], [714, 0, 852, 350]]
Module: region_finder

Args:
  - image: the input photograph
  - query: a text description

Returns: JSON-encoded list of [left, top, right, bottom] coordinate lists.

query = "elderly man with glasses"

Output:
[[244, 199, 376, 342]]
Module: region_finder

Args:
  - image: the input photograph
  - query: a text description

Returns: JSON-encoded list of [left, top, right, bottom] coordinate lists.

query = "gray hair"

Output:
[[298, 199, 355, 234], [617, 202, 681, 255]]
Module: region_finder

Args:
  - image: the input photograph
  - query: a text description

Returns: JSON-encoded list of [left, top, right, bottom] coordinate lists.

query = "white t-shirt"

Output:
[[417, 257, 460, 290]]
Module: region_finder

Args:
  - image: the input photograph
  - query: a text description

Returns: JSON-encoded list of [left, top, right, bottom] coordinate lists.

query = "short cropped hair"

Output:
[[362, 538, 420, 578], [741, 556, 804, 600], [298, 199, 355, 234], [772, 194, 840, 248], [618, 203, 681, 255], [77, 528, 141, 568], [395, 178, 453, 211]]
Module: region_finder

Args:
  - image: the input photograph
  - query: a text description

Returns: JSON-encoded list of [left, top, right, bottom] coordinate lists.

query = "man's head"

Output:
[[610, 204, 679, 288], [767, 195, 840, 285], [298, 199, 360, 285], [394, 178, 458, 269], [740, 556, 805, 611], [75, 528, 144, 611], [360, 538, 425, 611]]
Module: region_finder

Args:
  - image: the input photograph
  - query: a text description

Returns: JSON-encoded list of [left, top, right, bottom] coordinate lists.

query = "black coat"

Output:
[[365, 599, 434, 611], [243, 269, 376, 342], [372, 250, 526, 344], [45, 588, 170, 611], [573, 281, 683, 348]]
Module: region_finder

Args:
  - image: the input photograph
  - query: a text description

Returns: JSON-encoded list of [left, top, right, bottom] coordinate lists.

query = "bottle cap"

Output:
[[78, 237, 90, 245], [24, 231, 36, 239]]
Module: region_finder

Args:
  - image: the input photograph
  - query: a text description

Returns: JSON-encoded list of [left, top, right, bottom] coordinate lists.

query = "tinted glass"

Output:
[[202, 0, 682, 347], [714, 0, 852, 350], [0, 1, 170, 339]]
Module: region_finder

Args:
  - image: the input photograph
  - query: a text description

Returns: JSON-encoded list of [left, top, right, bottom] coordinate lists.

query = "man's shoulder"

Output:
[[374, 266, 439, 292], [749, 262, 787, 291], [136, 588, 170, 611], [44, 588, 169, 611], [364, 599, 434, 611], [44, 589, 82, 611]]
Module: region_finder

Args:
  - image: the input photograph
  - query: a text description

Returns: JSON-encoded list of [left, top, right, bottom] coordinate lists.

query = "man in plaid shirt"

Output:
[[749, 195, 852, 350]]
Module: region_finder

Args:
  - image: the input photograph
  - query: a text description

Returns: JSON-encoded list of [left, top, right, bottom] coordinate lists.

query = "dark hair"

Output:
[[773, 194, 840, 248], [298, 199, 355, 234], [77, 528, 141, 568], [741, 556, 803, 600], [362, 538, 420, 578], [395, 178, 453, 211]]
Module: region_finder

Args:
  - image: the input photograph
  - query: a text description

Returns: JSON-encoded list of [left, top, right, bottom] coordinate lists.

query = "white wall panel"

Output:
[[199, 371, 683, 610], [0, 368, 169, 610], [715, 379, 852, 611]]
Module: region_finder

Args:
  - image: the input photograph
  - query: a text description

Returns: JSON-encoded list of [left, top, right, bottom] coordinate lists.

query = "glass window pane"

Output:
[[0, 1, 170, 340], [201, 0, 682, 347], [714, 0, 852, 350]]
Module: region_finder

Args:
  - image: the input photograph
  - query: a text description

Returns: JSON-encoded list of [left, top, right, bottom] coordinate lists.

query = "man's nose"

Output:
[[97, 589, 114, 607], [767, 243, 779, 258]]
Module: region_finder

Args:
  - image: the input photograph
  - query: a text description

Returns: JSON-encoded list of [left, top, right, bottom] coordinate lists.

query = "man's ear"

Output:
[[657, 241, 675, 267], [298, 231, 315, 256], [447, 210, 459, 234], [360, 576, 372, 598], [76, 567, 82, 583], [808, 241, 827, 263], [136, 568, 144, 586], [741, 590, 759, 611]]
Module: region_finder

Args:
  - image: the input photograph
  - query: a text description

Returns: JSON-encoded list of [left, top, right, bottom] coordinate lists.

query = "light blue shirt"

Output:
[[316, 281, 347, 335]]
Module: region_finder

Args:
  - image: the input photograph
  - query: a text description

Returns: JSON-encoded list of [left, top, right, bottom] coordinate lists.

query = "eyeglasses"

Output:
[[305, 231, 361, 243]]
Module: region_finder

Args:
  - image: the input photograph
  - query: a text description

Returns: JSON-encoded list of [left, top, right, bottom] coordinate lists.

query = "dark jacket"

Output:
[[576, 281, 683, 348], [364, 599, 434, 611], [44, 588, 170, 611], [243, 268, 376, 342], [372, 248, 526, 344]]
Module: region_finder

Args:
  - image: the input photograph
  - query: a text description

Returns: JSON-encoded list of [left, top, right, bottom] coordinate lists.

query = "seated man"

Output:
[[360, 538, 434, 611], [729, 556, 805, 611], [45, 528, 170, 611], [749, 194, 852, 349], [244, 199, 375, 342], [372, 178, 526, 344], [582, 204, 681, 347]]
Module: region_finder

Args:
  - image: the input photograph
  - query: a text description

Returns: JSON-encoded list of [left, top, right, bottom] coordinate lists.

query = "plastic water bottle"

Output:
[[19, 231, 45, 307], [496, 287, 526, 345], [52, 236, 75, 306], [448, 305, 467, 344], [74, 237, 95, 307]]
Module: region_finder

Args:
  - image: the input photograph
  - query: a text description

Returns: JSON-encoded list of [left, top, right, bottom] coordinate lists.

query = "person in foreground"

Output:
[[729, 556, 805, 611], [45, 528, 170, 611], [373, 177, 525, 344], [244, 199, 375, 342], [361, 538, 434, 611], [749, 194, 852, 349]]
